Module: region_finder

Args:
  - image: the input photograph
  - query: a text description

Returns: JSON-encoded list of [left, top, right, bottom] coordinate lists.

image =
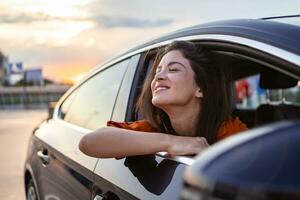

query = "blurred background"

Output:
[[0, 0, 299, 199]]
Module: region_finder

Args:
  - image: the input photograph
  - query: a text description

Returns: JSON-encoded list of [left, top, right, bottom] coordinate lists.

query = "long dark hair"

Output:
[[136, 41, 232, 144]]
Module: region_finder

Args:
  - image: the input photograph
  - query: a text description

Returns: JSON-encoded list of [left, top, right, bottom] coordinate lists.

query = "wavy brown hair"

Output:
[[136, 41, 232, 144]]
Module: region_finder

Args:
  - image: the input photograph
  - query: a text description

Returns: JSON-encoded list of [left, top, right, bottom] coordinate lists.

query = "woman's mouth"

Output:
[[154, 86, 170, 93]]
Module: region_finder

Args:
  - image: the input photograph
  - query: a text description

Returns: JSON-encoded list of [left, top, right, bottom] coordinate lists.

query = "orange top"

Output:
[[107, 117, 248, 142]]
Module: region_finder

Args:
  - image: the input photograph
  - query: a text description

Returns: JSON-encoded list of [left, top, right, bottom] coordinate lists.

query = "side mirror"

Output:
[[48, 101, 57, 119], [182, 121, 300, 200]]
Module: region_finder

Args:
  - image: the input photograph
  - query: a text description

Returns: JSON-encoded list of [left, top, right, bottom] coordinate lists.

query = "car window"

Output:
[[235, 74, 266, 109], [59, 89, 79, 119], [235, 74, 300, 109], [60, 59, 129, 130], [127, 50, 158, 121]]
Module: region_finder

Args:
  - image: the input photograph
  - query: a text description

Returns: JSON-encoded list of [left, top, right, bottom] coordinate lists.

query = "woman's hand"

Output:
[[166, 136, 209, 157]]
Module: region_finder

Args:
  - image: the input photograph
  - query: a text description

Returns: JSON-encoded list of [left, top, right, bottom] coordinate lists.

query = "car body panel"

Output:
[[94, 155, 186, 200], [111, 54, 141, 122], [30, 119, 96, 200]]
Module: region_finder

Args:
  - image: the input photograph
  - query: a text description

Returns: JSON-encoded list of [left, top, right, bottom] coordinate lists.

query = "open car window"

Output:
[[127, 41, 300, 161]]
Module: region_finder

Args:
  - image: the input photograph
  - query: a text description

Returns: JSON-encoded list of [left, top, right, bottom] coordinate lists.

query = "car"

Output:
[[182, 121, 300, 200], [24, 16, 300, 200]]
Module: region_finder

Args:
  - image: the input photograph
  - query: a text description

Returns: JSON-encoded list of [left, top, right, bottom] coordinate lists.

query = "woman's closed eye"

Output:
[[169, 67, 179, 72], [154, 64, 181, 75]]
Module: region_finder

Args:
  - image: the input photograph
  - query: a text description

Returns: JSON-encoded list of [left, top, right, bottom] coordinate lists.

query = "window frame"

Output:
[[124, 39, 300, 122], [55, 57, 132, 129]]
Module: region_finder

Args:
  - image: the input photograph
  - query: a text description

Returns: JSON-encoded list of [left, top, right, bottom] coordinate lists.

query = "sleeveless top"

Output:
[[107, 117, 248, 142]]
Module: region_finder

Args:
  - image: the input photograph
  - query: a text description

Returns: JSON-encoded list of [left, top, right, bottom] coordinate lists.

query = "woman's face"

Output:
[[151, 50, 203, 110]]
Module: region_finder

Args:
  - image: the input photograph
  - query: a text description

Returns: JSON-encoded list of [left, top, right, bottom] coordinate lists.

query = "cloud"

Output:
[[0, 9, 173, 29], [0, 12, 63, 24], [91, 15, 173, 28], [84, 0, 300, 27]]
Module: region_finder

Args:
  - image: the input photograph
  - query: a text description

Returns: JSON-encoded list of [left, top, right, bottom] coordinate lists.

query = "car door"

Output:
[[32, 57, 130, 200], [87, 52, 193, 200], [93, 155, 190, 200]]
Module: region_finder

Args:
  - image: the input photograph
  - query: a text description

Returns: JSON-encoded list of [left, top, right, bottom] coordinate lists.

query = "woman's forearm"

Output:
[[79, 127, 209, 158], [79, 127, 171, 158]]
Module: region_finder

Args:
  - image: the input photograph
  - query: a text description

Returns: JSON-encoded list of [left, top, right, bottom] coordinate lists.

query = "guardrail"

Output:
[[0, 85, 70, 109]]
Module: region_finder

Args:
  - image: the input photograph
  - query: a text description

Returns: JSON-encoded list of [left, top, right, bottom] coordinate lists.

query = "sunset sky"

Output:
[[0, 0, 299, 84]]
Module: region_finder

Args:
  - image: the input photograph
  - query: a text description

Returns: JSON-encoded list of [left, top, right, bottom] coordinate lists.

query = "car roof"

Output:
[[85, 18, 300, 83], [120, 19, 300, 58]]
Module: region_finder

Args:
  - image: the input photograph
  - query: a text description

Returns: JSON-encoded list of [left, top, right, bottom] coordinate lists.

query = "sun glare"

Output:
[[71, 73, 88, 84], [23, 0, 93, 18]]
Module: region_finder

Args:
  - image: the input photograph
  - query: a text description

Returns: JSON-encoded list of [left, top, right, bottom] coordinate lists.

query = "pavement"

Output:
[[0, 109, 47, 200]]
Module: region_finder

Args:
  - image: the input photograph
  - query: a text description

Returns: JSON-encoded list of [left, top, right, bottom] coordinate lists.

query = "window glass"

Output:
[[59, 89, 79, 119], [61, 59, 129, 129], [235, 74, 300, 109]]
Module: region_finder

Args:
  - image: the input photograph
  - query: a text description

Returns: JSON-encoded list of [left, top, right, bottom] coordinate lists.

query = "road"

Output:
[[0, 110, 47, 200]]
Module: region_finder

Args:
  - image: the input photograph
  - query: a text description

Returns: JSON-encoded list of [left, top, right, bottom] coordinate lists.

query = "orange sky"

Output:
[[43, 63, 94, 84]]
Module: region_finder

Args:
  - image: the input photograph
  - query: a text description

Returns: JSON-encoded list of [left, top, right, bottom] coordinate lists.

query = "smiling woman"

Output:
[[79, 41, 248, 159], [150, 50, 204, 136]]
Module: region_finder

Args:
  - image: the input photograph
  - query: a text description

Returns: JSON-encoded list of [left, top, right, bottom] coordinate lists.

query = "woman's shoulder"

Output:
[[107, 120, 158, 132], [216, 117, 248, 141]]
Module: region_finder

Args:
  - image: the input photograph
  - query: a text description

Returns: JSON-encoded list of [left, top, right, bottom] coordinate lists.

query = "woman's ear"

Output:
[[195, 88, 203, 98]]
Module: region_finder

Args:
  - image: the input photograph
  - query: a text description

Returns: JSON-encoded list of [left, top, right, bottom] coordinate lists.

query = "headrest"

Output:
[[259, 68, 298, 89]]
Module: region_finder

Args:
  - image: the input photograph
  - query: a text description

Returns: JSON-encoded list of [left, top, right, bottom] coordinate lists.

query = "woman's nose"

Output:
[[155, 70, 167, 80]]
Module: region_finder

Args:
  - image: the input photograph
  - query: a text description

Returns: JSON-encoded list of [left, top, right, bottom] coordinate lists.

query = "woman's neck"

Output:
[[164, 103, 201, 137]]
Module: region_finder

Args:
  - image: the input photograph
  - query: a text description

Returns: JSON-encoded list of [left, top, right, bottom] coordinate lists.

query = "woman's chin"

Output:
[[152, 98, 164, 106], [152, 98, 170, 109]]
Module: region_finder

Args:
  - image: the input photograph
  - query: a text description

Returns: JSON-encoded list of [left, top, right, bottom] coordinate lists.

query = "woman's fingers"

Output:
[[167, 136, 210, 156], [196, 137, 209, 147]]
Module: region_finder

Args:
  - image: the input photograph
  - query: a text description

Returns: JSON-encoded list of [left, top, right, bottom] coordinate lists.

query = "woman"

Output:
[[79, 41, 247, 158]]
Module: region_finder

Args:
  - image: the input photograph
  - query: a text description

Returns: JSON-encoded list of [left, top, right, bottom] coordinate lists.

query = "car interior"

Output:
[[128, 41, 300, 137], [211, 48, 300, 129], [233, 63, 300, 127]]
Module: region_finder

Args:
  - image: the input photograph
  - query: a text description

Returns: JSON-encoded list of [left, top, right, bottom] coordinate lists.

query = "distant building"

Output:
[[24, 68, 44, 85], [0, 51, 9, 85], [0, 51, 44, 86], [0, 51, 24, 86], [0, 51, 4, 84], [7, 62, 24, 85], [0, 84, 70, 109]]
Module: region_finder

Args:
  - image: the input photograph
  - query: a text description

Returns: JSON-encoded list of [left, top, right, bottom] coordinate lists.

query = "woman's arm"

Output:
[[79, 127, 209, 158]]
